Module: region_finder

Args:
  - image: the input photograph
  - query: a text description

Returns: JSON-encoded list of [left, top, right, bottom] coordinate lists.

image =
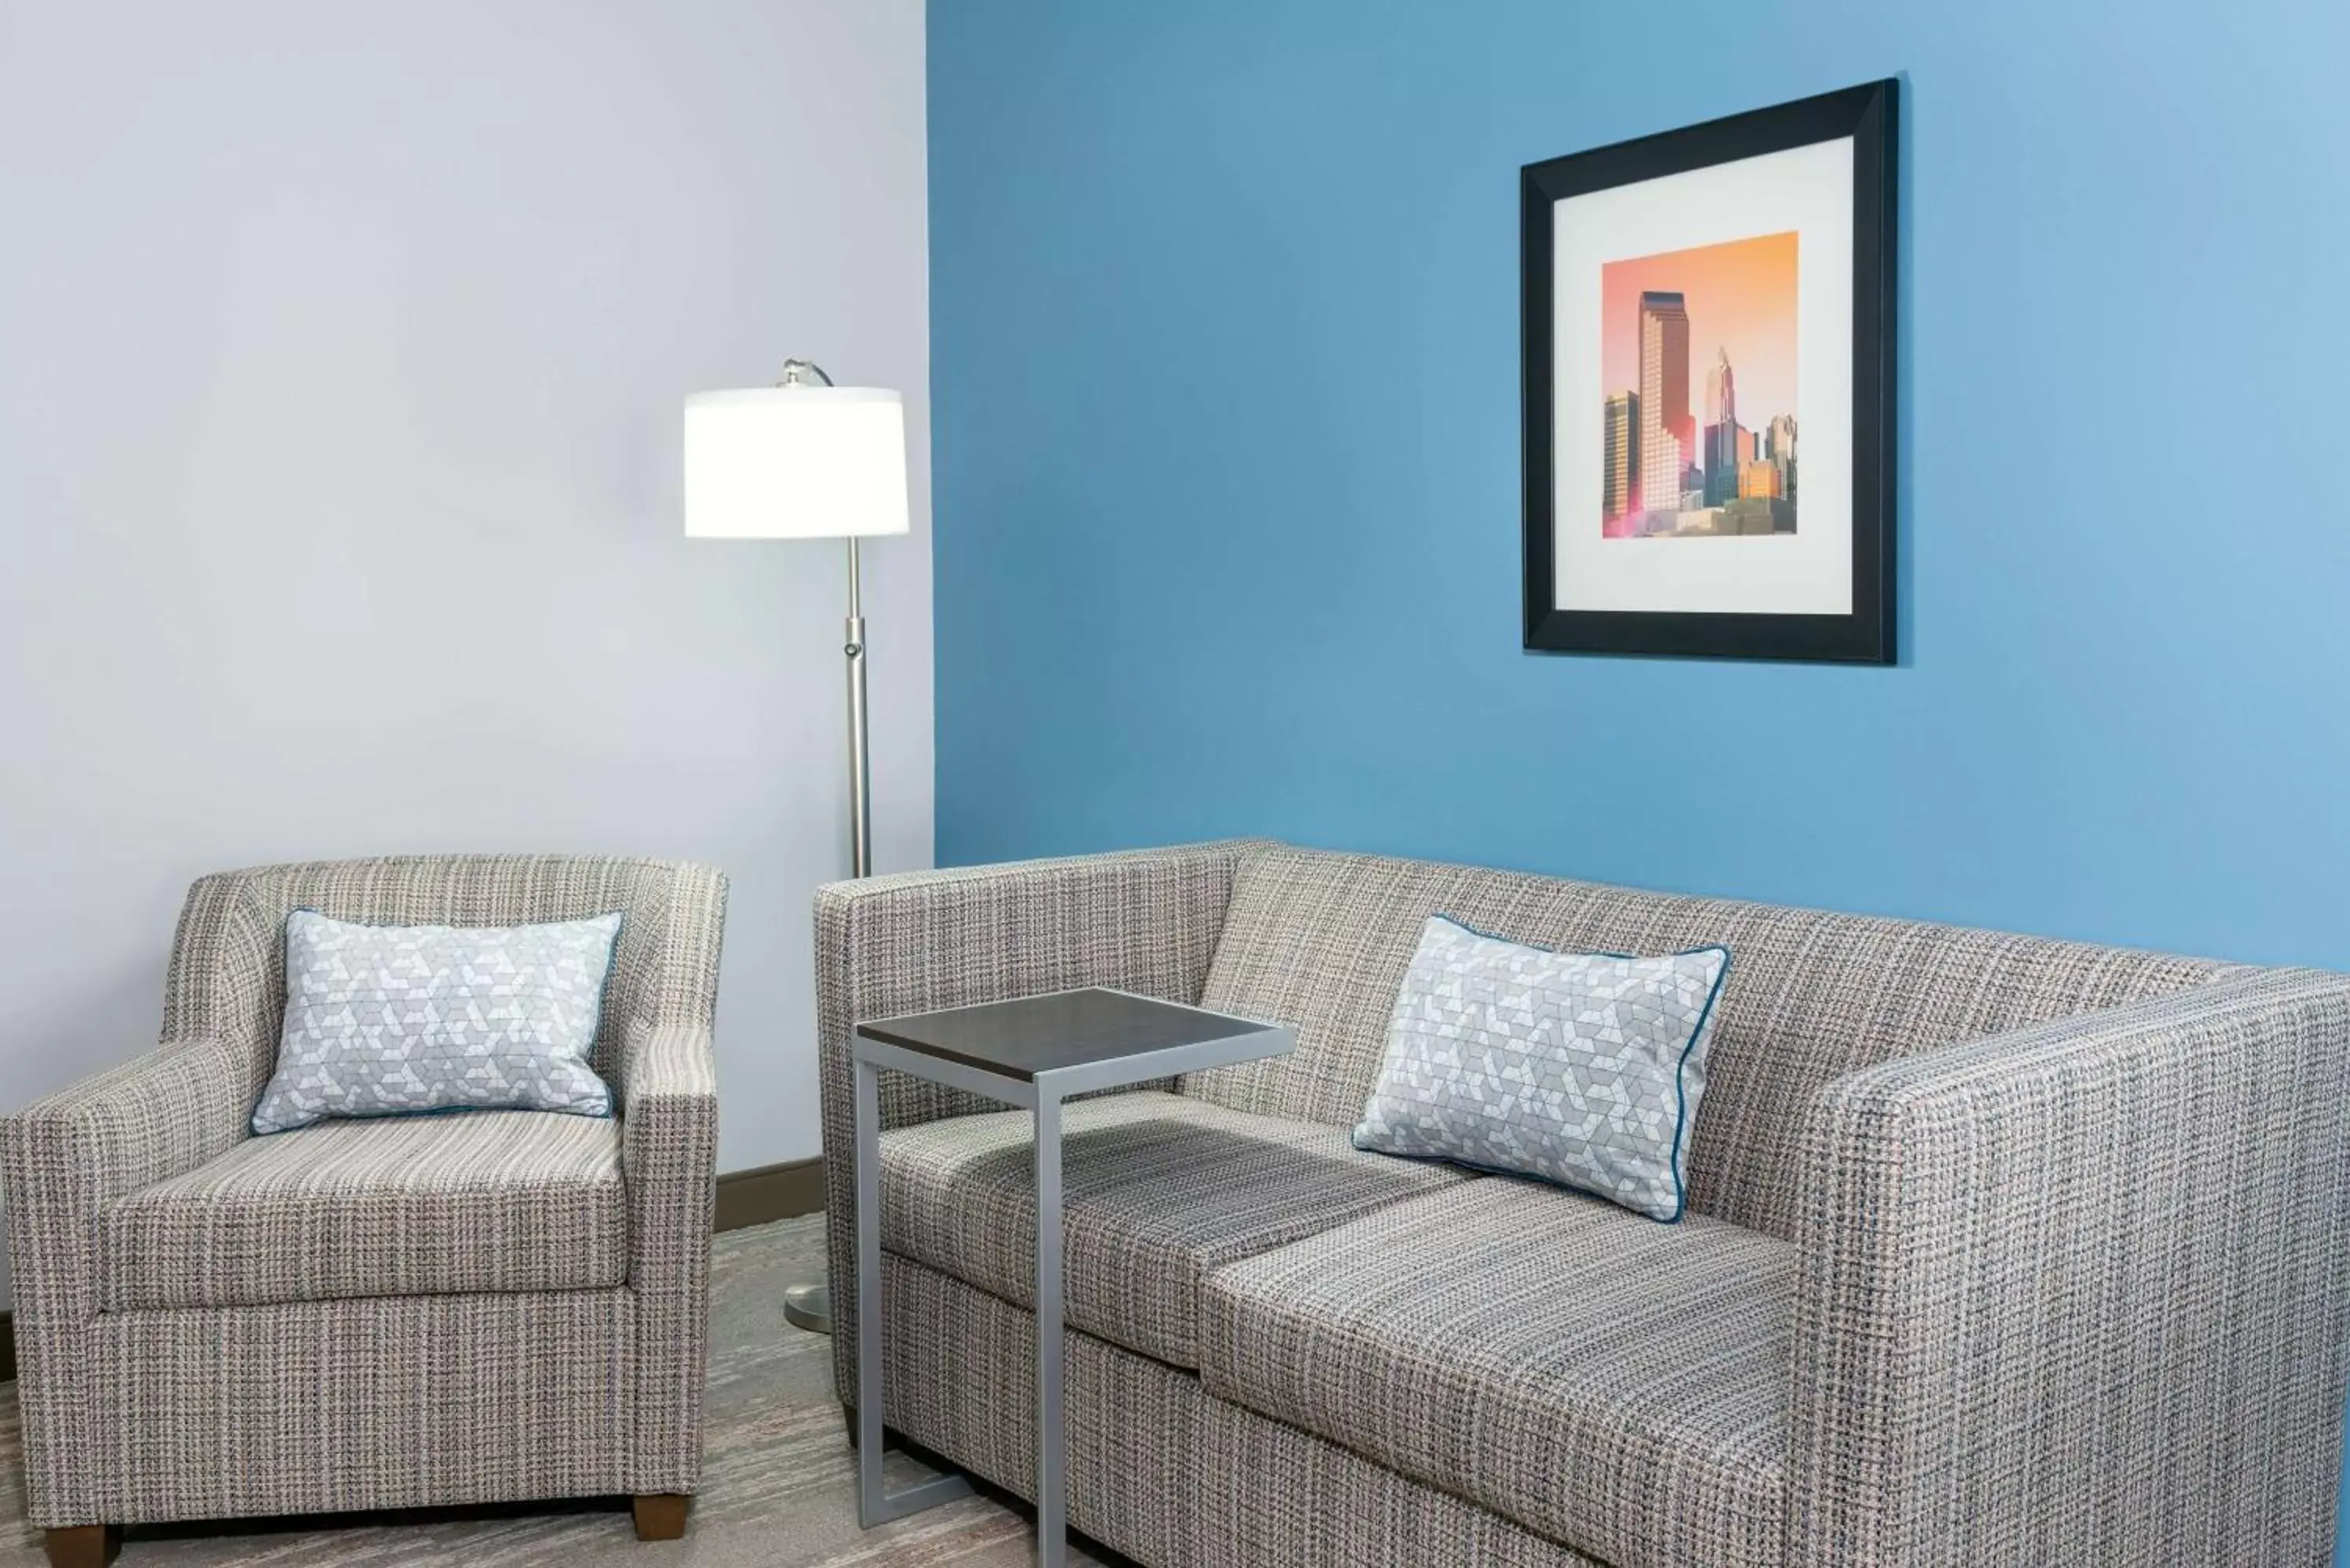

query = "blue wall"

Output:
[[928, 3, 2350, 1543], [929, 0, 2350, 970]]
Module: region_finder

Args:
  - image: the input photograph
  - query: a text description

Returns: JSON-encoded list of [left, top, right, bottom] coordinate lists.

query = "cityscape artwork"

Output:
[[1600, 231, 1797, 540], [1522, 78, 1897, 663]]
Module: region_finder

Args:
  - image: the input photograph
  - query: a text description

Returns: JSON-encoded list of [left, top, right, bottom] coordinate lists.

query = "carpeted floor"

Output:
[[0, 1216, 1107, 1567]]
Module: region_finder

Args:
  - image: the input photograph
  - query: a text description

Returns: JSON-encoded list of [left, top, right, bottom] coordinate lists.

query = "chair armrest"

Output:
[[1787, 966, 2350, 1565], [0, 1036, 251, 1297], [812, 838, 1268, 1396], [0, 1033, 249, 1524], [617, 1017, 719, 1295]]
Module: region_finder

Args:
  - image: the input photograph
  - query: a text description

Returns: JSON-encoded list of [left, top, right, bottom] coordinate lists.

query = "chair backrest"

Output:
[[161, 854, 727, 1102], [1184, 845, 2225, 1241]]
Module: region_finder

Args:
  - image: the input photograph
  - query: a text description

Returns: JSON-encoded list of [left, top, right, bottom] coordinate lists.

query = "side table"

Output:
[[851, 986, 1294, 1566]]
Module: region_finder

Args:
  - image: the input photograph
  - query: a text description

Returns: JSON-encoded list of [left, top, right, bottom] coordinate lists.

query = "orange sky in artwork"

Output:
[[1600, 230, 1799, 428]]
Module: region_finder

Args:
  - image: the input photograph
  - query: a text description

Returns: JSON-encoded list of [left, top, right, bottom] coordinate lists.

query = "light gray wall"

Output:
[[0, 0, 931, 1180]]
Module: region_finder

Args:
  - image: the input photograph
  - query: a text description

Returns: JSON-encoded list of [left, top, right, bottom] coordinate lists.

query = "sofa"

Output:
[[0, 854, 727, 1566], [818, 839, 2350, 1567]]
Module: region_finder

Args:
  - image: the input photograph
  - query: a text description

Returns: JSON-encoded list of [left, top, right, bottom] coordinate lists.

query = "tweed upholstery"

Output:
[[90, 1291, 636, 1523], [618, 1017, 721, 1494], [880, 1255, 1209, 1568], [1789, 966, 2350, 1566], [1190, 847, 2225, 1241], [878, 1089, 1470, 1368], [880, 1252, 1600, 1568], [1200, 1386, 1605, 1568], [0, 854, 727, 1530], [99, 1110, 627, 1310], [1203, 1180, 1791, 1568], [0, 1036, 252, 1526], [815, 840, 1269, 1411]]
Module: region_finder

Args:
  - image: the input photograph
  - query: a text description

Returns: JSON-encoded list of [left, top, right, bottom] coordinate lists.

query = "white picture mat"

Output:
[[1552, 137, 1854, 616]]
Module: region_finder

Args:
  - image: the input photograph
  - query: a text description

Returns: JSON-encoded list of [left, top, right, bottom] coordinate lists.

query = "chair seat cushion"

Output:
[[100, 1111, 628, 1310], [877, 1090, 1471, 1368], [1200, 1179, 1791, 1568]]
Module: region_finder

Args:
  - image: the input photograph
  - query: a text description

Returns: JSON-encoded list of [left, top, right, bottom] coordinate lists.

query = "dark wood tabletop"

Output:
[[855, 987, 1279, 1082]]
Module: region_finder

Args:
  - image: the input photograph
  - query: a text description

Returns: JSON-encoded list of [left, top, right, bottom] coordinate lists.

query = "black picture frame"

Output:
[[1521, 78, 1898, 663]]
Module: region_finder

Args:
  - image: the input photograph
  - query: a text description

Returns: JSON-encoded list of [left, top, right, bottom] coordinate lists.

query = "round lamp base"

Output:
[[783, 1281, 833, 1335]]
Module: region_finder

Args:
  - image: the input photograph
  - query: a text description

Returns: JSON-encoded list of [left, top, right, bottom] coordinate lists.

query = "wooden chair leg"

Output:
[[43, 1525, 120, 1568], [632, 1494, 691, 1541]]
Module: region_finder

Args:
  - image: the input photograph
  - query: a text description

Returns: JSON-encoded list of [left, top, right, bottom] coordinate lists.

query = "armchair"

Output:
[[0, 854, 726, 1566]]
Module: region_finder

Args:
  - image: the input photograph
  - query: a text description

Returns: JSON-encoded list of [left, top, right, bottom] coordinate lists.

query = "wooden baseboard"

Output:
[[714, 1155, 826, 1232], [0, 1157, 824, 1386]]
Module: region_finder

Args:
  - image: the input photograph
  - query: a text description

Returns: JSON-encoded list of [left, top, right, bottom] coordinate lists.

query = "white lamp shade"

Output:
[[682, 385, 909, 540]]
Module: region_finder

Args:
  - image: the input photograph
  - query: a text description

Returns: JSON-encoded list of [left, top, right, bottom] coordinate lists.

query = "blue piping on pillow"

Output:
[[1408, 912, 1734, 1223], [1660, 945, 1733, 1222]]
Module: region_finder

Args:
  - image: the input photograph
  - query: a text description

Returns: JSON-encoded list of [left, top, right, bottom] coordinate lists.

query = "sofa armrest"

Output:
[[0, 1035, 251, 1525], [617, 1017, 719, 1295], [813, 837, 1269, 1399], [1788, 966, 2350, 1566]]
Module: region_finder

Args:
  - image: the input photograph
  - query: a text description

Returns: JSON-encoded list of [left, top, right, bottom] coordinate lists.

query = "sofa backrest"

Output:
[[1183, 845, 2224, 1241]]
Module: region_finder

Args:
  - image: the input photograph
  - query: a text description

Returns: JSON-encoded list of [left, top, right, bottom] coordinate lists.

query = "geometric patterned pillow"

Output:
[[251, 909, 624, 1135], [1350, 915, 1731, 1221]]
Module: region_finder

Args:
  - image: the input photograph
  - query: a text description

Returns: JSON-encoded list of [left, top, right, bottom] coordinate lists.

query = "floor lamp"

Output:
[[684, 359, 909, 1335]]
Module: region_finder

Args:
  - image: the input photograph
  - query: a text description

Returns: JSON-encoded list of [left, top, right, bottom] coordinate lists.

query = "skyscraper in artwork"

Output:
[[1702, 347, 1740, 506], [1767, 414, 1799, 504], [1600, 229, 1798, 540], [1637, 291, 1690, 523], [1602, 392, 1639, 529]]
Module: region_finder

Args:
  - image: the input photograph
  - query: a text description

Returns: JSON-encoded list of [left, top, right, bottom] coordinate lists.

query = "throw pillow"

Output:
[[1351, 914, 1730, 1221], [251, 908, 624, 1135]]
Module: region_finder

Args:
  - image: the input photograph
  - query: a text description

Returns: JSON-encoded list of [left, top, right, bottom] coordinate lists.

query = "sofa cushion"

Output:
[[101, 1110, 628, 1310], [877, 1089, 1470, 1368], [1201, 1179, 1791, 1568], [1190, 845, 2222, 1240]]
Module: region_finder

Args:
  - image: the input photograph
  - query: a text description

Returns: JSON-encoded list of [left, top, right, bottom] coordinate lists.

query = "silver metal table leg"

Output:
[[854, 1053, 972, 1527], [1033, 1090, 1065, 1568]]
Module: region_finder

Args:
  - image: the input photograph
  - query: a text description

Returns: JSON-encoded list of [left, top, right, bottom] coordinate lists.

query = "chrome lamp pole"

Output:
[[783, 357, 879, 883], [844, 527, 873, 880], [683, 356, 910, 1336]]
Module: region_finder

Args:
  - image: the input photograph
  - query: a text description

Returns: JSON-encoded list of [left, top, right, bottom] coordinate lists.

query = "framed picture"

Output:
[[1521, 79, 1897, 663]]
